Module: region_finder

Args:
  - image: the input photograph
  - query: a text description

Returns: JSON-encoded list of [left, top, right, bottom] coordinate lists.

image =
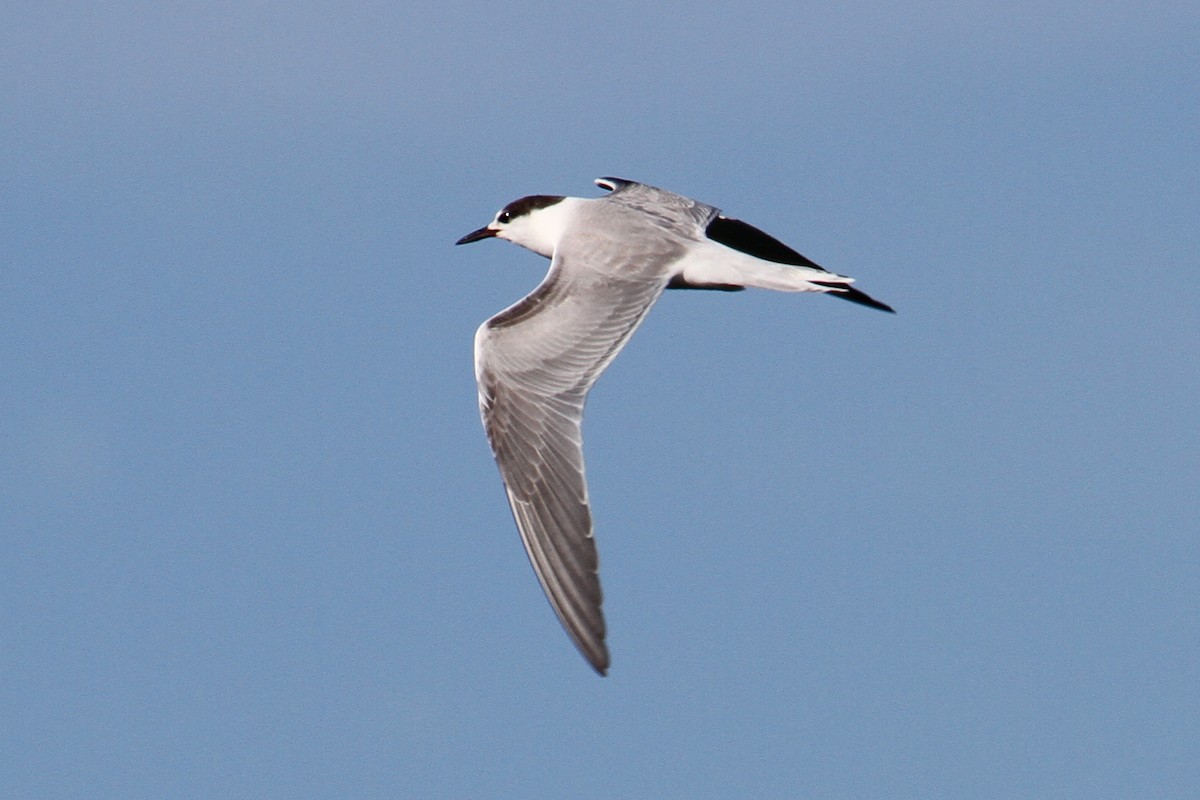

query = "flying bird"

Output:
[[457, 177, 892, 675]]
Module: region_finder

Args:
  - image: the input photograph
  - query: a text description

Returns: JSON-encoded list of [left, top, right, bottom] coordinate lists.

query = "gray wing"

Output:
[[475, 252, 667, 675], [595, 176, 720, 231]]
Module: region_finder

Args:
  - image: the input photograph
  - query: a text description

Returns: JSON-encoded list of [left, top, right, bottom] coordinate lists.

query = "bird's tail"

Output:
[[812, 281, 895, 313]]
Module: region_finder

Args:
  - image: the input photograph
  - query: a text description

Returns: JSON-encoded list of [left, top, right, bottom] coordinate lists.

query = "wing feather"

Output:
[[475, 252, 666, 674]]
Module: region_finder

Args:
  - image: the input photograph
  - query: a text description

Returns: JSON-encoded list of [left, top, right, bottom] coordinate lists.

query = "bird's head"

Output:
[[456, 194, 574, 258]]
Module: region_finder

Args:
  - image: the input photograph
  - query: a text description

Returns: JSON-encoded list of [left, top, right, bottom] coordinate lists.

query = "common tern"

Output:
[[457, 177, 892, 674]]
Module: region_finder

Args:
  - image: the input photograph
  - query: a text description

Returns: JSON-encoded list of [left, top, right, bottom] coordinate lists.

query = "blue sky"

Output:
[[4, 2, 1198, 797]]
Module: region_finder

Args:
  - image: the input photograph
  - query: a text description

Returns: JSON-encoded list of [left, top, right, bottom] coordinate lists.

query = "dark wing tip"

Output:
[[568, 611, 610, 676], [551, 604, 609, 675], [595, 177, 633, 192]]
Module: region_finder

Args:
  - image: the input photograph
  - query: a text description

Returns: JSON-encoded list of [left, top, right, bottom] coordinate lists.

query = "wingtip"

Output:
[[573, 635, 610, 675], [594, 177, 632, 192], [578, 638, 610, 675]]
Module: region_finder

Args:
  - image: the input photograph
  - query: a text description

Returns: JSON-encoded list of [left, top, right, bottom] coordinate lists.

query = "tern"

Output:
[[457, 177, 892, 675]]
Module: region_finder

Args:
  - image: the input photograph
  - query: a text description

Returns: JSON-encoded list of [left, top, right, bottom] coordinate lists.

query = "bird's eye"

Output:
[[497, 210, 512, 224]]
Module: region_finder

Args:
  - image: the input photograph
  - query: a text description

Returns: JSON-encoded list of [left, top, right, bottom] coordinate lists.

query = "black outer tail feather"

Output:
[[811, 281, 896, 313]]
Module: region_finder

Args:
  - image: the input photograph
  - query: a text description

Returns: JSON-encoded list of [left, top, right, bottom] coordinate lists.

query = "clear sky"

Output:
[[4, 2, 1198, 798]]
